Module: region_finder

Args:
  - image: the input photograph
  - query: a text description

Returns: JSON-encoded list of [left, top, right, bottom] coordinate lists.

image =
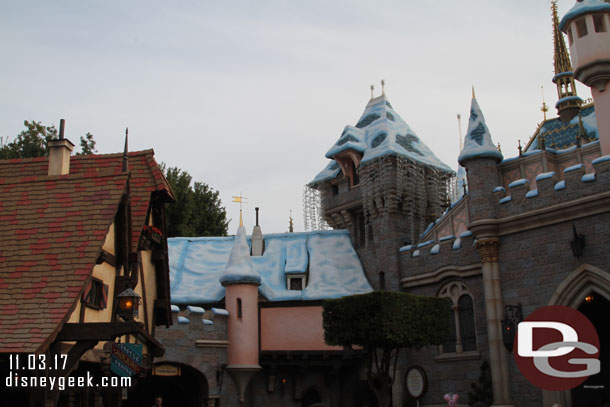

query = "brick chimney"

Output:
[[48, 119, 74, 176]]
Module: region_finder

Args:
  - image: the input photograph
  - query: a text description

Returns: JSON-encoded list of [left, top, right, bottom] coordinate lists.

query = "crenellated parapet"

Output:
[[492, 154, 610, 220], [399, 231, 480, 284]]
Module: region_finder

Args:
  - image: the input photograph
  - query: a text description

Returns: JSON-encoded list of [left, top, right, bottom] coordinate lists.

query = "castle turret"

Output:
[[552, 1, 582, 122], [219, 226, 261, 405], [457, 93, 513, 407], [560, 0, 610, 154], [458, 92, 503, 234]]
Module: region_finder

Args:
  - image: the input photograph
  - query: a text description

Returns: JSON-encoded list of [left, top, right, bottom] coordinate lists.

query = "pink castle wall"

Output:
[[260, 306, 342, 351], [225, 284, 259, 366]]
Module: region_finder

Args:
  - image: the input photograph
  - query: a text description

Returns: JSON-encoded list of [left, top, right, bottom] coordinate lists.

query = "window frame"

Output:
[[436, 281, 479, 358]]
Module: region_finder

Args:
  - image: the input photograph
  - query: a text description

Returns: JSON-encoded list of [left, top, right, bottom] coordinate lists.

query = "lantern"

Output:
[[117, 288, 141, 320]]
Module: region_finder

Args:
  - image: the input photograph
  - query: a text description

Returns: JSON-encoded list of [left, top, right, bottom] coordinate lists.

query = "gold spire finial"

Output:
[[541, 85, 549, 120], [381, 79, 385, 96], [472, 86, 476, 99], [552, 1, 573, 76], [370, 84, 375, 99], [232, 193, 248, 227]]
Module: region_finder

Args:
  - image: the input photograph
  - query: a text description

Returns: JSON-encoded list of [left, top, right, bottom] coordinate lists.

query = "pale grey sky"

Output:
[[0, 0, 590, 234]]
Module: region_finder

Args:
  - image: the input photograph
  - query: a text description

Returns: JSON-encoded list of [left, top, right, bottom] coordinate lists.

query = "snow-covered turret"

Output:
[[560, 0, 610, 154], [458, 94, 503, 166], [458, 94, 503, 234], [219, 226, 261, 404]]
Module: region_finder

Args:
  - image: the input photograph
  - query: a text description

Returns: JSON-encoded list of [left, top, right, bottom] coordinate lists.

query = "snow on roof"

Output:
[[311, 95, 453, 185], [458, 96, 503, 165], [219, 226, 261, 286], [559, 0, 610, 31], [169, 229, 372, 304]]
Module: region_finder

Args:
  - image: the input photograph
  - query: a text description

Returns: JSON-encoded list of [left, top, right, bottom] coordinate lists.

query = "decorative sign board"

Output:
[[153, 364, 181, 376], [111, 343, 143, 377], [405, 366, 428, 400]]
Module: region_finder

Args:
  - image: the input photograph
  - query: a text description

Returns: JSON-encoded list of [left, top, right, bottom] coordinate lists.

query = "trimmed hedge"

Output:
[[323, 291, 452, 349]]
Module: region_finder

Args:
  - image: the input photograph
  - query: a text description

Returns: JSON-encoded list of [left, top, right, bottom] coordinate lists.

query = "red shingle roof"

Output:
[[0, 172, 127, 353], [0, 149, 173, 353], [0, 149, 174, 252]]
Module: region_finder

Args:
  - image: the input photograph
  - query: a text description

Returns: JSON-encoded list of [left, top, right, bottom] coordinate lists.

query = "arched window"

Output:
[[438, 281, 478, 354]]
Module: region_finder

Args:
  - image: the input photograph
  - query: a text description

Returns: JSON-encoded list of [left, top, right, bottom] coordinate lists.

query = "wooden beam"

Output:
[[96, 249, 117, 267], [55, 322, 144, 341]]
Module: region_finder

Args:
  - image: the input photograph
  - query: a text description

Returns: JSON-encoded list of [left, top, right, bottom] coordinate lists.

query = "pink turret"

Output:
[[560, 0, 610, 154], [219, 226, 261, 404]]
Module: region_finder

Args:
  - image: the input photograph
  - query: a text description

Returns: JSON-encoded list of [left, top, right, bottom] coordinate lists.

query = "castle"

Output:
[[140, 1, 610, 407]]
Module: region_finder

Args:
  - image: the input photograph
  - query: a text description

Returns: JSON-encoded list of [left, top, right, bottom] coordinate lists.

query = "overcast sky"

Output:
[[0, 0, 590, 234]]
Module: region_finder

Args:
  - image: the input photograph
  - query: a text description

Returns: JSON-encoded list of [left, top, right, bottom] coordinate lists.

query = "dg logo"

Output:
[[514, 305, 600, 391]]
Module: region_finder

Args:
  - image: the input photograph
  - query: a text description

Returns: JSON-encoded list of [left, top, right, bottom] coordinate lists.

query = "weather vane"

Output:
[[232, 193, 248, 227]]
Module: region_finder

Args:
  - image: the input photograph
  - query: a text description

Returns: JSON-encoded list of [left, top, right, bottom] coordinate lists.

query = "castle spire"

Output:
[[552, 0, 581, 122]]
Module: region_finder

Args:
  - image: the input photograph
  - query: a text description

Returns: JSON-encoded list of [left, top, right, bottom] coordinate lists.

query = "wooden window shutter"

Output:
[[82, 279, 93, 303], [101, 283, 109, 309]]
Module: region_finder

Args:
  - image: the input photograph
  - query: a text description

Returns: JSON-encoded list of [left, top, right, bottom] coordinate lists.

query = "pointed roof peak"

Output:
[[219, 226, 261, 286], [458, 95, 503, 166], [552, 1, 573, 76]]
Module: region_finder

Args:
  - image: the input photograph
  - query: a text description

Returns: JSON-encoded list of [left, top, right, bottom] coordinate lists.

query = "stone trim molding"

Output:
[[196, 339, 230, 348], [401, 264, 481, 288]]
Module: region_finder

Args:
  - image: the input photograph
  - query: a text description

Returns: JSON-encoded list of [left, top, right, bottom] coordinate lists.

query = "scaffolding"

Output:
[[302, 185, 329, 231]]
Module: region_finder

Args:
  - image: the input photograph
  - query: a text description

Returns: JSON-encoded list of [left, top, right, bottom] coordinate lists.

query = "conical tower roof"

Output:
[[458, 94, 503, 166], [311, 94, 453, 185], [219, 226, 261, 286]]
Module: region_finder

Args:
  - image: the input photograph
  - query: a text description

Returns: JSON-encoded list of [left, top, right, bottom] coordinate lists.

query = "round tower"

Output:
[[560, 0, 610, 154], [219, 225, 261, 405], [457, 92, 504, 235]]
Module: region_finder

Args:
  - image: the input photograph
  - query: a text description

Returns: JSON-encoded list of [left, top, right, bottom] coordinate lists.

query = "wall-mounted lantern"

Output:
[[501, 304, 523, 353], [570, 225, 585, 259], [117, 288, 141, 320]]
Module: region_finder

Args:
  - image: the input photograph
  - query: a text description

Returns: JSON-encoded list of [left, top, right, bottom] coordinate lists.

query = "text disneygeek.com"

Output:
[[5, 372, 131, 391]]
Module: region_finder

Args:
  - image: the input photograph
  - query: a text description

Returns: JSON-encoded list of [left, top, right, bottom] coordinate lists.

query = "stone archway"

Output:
[[542, 264, 610, 407]]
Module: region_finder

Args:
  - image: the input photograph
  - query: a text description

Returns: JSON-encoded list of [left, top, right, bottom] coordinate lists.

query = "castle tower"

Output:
[[309, 87, 454, 291], [458, 92, 504, 229], [457, 94, 514, 406], [552, 1, 582, 122], [560, 0, 610, 154], [219, 226, 262, 404]]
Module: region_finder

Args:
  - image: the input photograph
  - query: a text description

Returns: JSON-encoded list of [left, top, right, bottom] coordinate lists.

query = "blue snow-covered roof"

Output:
[[559, 0, 610, 31], [168, 229, 373, 304], [458, 96, 503, 165], [525, 105, 597, 152], [311, 95, 453, 185]]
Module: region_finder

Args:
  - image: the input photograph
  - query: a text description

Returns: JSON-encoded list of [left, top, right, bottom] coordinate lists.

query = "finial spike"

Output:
[[381, 79, 385, 96], [122, 127, 129, 172], [457, 113, 463, 151], [232, 193, 248, 228], [541, 85, 549, 120], [472, 86, 476, 99], [370, 84, 375, 99]]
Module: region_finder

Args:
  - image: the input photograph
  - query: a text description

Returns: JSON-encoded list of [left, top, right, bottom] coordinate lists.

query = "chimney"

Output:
[[48, 119, 75, 176], [251, 207, 264, 256]]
